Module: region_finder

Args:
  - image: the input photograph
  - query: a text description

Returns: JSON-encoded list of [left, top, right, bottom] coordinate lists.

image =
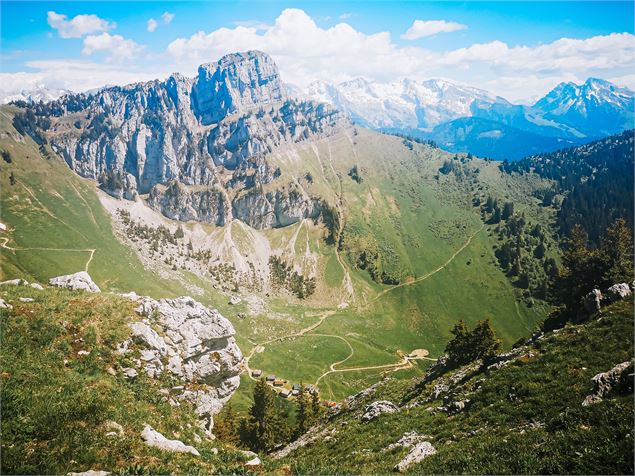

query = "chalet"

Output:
[[323, 400, 338, 408], [304, 384, 318, 394], [291, 389, 300, 396], [251, 369, 262, 378], [266, 375, 275, 382], [273, 378, 284, 387], [292, 383, 302, 392], [279, 389, 292, 398]]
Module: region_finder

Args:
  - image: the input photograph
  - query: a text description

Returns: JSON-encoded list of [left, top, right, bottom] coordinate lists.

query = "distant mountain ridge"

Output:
[[301, 76, 634, 160]]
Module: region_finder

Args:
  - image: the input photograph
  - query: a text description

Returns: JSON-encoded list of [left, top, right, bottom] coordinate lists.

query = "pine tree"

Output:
[[502, 202, 514, 220], [472, 319, 502, 361], [249, 378, 279, 451], [445, 320, 471, 365], [310, 388, 322, 422], [296, 384, 311, 436], [599, 219, 634, 286], [556, 225, 600, 313]]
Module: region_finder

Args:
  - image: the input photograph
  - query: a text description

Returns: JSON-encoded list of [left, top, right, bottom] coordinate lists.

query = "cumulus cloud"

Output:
[[0, 60, 168, 98], [82, 33, 144, 62], [161, 12, 175, 25], [47, 11, 115, 39], [165, 8, 635, 101], [401, 20, 467, 40], [147, 18, 158, 32]]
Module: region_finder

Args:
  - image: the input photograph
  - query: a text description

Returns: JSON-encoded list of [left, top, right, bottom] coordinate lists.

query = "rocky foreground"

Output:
[[0, 272, 253, 475]]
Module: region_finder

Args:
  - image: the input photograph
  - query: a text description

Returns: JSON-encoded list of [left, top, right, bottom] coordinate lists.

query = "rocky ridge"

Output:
[[24, 51, 350, 230]]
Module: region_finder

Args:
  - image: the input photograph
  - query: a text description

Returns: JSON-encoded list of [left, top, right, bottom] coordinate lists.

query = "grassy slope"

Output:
[[0, 106, 184, 297], [1, 105, 553, 405], [0, 285, 254, 475], [275, 299, 634, 475]]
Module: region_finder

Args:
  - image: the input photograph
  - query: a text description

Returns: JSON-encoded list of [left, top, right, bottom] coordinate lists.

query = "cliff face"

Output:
[[43, 50, 349, 229]]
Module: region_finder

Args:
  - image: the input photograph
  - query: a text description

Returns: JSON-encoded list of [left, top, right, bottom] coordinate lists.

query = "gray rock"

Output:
[[0, 278, 28, 286], [18, 297, 34, 303], [426, 383, 449, 402], [245, 457, 261, 466], [385, 432, 430, 451], [141, 424, 200, 456], [122, 367, 138, 380], [394, 441, 437, 472], [361, 400, 400, 423], [0, 298, 13, 310], [49, 272, 101, 293], [606, 283, 632, 302], [229, 295, 241, 305], [582, 360, 634, 406], [125, 296, 243, 432], [30, 282, 44, 290]]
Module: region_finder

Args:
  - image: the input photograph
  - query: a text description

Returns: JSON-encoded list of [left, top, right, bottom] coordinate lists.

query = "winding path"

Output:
[[1, 237, 96, 273], [371, 223, 485, 302]]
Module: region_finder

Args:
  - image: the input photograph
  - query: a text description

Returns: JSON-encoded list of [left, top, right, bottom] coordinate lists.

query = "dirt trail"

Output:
[[243, 309, 336, 380], [1, 237, 96, 273], [371, 224, 485, 302]]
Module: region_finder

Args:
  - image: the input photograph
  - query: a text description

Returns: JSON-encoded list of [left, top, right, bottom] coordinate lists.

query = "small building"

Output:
[[251, 369, 262, 378], [279, 389, 292, 398], [292, 383, 302, 392], [266, 375, 275, 382], [304, 384, 318, 394], [323, 400, 338, 408], [273, 378, 284, 387], [291, 389, 300, 396]]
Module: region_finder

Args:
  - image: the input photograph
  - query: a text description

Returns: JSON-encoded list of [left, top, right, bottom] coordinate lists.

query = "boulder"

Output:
[[49, 272, 101, 293], [245, 457, 261, 466], [361, 400, 400, 423], [229, 295, 241, 305], [122, 368, 138, 380], [121, 296, 243, 433], [30, 283, 44, 290], [606, 283, 632, 302], [394, 441, 437, 472], [141, 425, 200, 456], [0, 298, 12, 310], [19, 297, 34, 303], [426, 383, 449, 402], [582, 360, 634, 406], [385, 432, 430, 451], [0, 278, 28, 286]]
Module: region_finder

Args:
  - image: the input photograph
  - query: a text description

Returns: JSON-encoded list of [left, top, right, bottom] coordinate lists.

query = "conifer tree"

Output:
[[249, 378, 279, 451], [296, 384, 311, 436], [599, 219, 634, 286]]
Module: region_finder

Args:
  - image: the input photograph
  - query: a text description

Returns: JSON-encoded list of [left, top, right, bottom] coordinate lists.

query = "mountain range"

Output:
[[301, 76, 634, 160]]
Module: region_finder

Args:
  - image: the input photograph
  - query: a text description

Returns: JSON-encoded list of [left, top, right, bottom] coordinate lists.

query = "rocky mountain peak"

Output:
[[193, 50, 285, 125]]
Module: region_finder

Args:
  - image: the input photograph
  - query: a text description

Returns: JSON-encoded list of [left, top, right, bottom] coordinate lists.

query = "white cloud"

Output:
[[339, 13, 352, 20], [401, 20, 467, 40], [165, 8, 635, 102], [161, 12, 175, 25], [147, 18, 158, 32], [47, 11, 115, 39], [0, 60, 168, 98], [82, 33, 144, 62]]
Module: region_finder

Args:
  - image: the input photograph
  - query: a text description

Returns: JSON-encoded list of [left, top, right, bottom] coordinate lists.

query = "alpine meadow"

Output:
[[0, 2, 633, 475]]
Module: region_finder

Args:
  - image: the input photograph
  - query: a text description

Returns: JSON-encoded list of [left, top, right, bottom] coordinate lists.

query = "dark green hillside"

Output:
[[502, 131, 634, 245]]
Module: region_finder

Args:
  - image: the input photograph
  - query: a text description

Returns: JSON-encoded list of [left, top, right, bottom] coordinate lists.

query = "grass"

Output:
[[0, 285, 254, 475], [1, 107, 553, 413]]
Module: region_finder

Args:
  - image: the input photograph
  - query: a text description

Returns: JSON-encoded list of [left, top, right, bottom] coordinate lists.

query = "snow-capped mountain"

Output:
[[302, 76, 634, 160], [533, 78, 634, 137], [304, 77, 510, 130], [0, 84, 72, 104]]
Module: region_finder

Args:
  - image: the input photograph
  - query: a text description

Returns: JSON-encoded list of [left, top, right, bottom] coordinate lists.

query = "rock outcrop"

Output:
[[360, 400, 400, 422], [582, 360, 634, 406], [394, 441, 437, 472], [141, 424, 200, 456], [121, 296, 243, 435], [606, 283, 632, 302], [37, 51, 350, 230], [49, 271, 101, 293]]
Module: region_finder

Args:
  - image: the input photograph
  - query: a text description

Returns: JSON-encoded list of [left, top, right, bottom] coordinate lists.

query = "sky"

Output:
[[1, 1, 634, 104]]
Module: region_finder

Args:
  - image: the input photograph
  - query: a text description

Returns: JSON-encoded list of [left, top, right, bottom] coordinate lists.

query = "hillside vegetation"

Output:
[[272, 298, 634, 474]]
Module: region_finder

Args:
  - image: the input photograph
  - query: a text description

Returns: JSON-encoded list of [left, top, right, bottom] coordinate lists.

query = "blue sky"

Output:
[[1, 1, 634, 102]]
